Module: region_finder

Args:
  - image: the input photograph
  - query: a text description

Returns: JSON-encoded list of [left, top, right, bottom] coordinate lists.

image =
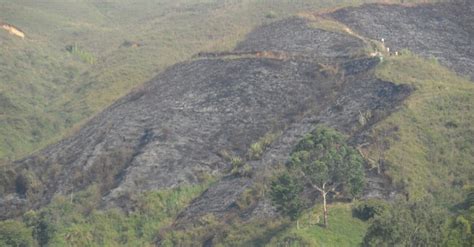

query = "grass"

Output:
[[268, 203, 369, 246], [161, 216, 288, 247], [370, 52, 474, 203], [20, 182, 211, 247], [248, 131, 280, 160], [67, 43, 96, 64], [159, 202, 368, 246]]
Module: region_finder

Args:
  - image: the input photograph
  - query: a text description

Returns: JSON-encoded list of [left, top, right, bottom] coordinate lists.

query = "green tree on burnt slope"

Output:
[[270, 173, 304, 227], [271, 126, 365, 227]]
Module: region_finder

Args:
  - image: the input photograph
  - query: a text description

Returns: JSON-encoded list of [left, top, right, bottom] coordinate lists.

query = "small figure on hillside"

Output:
[[369, 49, 381, 57], [381, 38, 385, 44], [395, 51, 399, 56], [386, 47, 390, 53]]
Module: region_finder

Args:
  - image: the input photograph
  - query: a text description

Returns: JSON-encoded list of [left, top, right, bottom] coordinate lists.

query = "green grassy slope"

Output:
[[24, 183, 210, 247], [268, 203, 368, 246], [296, 9, 473, 206], [47, 185, 207, 246], [370, 53, 474, 204]]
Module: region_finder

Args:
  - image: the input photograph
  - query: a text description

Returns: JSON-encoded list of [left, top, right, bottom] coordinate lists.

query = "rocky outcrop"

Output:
[[0, 22, 25, 38]]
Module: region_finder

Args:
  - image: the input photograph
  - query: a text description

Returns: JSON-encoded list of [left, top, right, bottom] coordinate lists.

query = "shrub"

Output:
[[240, 164, 254, 177], [270, 173, 304, 221], [0, 220, 35, 247], [275, 235, 309, 247], [66, 43, 95, 64], [352, 199, 388, 221], [249, 142, 264, 160], [363, 197, 447, 247], [230, 156, 253, 177], [248, 132, 279, 160], [230, 156, 244, 169], [236, 187, 258, 210], [0, 167, 16, 194], [265, 11, 277, 19]]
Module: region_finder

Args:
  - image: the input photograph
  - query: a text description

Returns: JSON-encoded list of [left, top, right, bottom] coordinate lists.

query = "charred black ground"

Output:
[[331, 1, 474, 80]]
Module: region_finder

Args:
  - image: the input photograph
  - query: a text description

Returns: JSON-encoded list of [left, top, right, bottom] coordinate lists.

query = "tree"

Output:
[[270, 173, 304, 228], [23, 210, 56, 247], [288, 126, 364, 227], [352, 199, 388, 221], [0, 220, 35, 247], [444, 215, 473, 247], [363, 197, 447, 247], [444, 186, 474, 247]]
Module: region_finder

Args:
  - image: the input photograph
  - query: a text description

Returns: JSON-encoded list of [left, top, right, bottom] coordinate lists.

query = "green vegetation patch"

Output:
[[0, 182, 210, 247], [371, 52, 474, 202], [269, 203, 368, 247], [248, 132, 280, 160]]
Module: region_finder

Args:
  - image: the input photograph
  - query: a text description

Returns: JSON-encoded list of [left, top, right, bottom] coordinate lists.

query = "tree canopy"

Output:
[[271, 126, 365, 227], [270, 173, 304, 221], [0, 220, 34, 247], [363, 197, 447, 247], [288, 126, 365, 197]]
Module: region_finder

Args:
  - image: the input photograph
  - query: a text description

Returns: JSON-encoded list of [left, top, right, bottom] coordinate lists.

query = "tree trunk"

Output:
[[296, 219, 300, 230], [322, 191, 328, 227]]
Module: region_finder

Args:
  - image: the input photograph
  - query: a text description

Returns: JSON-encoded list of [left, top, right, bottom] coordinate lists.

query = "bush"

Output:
[[265, 11, 277, 19], [248, 132, 279, 160], [352, 199, 388, 221], [249, 142, 263, 159], [363, 197, 447, 247], [270, 173, 304, 221], [240, 164, 254, 177], [275, 235, 309, 247], [230, 156, 244, 168], [230, 156, 253, 177], [66, 43, 95, 64], [0, 220, 35, 247]]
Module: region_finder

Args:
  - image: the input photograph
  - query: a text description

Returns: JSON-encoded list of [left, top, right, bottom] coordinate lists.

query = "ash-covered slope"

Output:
[[234, 17, 364, 59], [331, 0, 474, 80], [2, 1, 470, 224], [0, 15, 408, 219]]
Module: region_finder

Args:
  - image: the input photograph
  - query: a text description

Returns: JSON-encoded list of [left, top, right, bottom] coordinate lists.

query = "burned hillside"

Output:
[[0, 14, 411, 219], [331, 1, 474, 80], [0, 2, 472, 244]]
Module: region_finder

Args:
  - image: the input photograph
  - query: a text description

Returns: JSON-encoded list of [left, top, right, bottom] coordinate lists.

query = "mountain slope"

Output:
[[0, 1, 472, 246], [0, 17, 411, 218], [0, 0, 393, 160]]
